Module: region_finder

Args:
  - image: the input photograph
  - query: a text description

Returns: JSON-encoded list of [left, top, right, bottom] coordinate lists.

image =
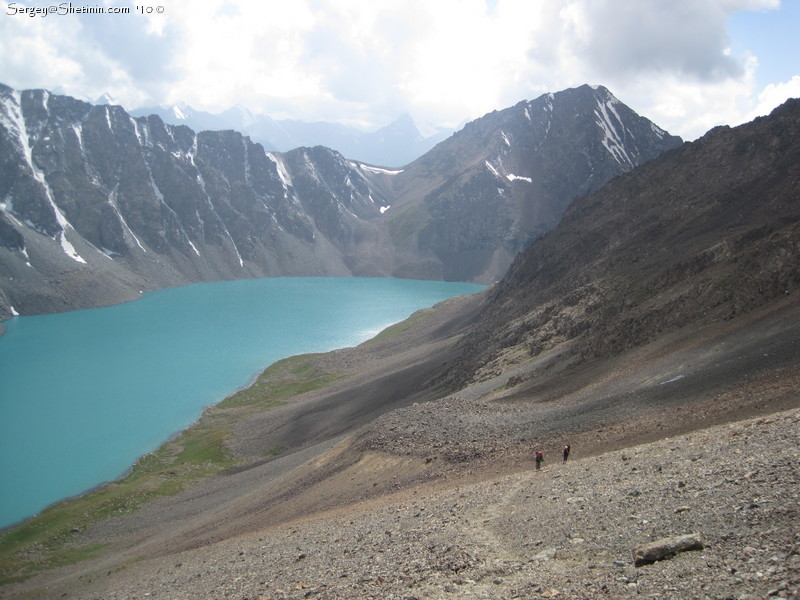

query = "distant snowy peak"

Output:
[[129, 101, 453, 166], [170, 103, 192, 120], [94, 92, 118, 106]]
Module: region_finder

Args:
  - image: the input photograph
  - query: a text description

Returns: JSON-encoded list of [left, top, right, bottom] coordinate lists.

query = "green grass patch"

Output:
[[0, 420, 238, 585], [363, 307, 436, 345], [263, 444, 286, 458], [220, 353, 347, 409], [386, 206, 426, 250]]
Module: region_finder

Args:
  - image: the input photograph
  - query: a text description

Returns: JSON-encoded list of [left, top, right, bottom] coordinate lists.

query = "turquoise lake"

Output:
[[0, 277, 484, 528]]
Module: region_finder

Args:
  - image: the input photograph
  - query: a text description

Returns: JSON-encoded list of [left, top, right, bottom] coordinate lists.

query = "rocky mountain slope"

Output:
[[0, 84, 396, 318], [0, 83, 680, 318], [446, 97, 800, 389], [10, 407, 798, 600]]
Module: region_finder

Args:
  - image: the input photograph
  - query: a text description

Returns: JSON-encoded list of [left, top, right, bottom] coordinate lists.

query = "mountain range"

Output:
[[0, 83, 681, 319], [127, 101, 453, 167]]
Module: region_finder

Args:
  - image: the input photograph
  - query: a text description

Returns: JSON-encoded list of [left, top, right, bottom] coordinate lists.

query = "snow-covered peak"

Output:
[[171, 103, 191, 120], [95, 92, 118, 106]]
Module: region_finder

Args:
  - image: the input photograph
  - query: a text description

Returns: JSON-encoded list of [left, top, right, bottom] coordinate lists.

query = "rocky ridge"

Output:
[[129, 103, 454, 168]]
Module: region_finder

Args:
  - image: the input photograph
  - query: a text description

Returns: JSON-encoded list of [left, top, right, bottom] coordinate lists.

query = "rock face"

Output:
[[0, 83, 681, 318], [446, 98, 800, 388], [0, 85, 395, 317]]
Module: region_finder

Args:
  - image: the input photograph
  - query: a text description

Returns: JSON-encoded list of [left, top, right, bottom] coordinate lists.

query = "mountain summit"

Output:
[[388, 84, 682, 280]]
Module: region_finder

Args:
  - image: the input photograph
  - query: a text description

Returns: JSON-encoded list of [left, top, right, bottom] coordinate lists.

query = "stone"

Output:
[[633, 533, 705, 567]]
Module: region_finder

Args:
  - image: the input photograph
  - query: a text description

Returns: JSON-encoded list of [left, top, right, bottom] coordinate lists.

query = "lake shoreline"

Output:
[[0, 277, 484, 529]]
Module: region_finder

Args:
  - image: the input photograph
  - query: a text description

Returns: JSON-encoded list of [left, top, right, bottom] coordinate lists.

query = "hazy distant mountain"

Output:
[[0, 83, 680, 318], [130, 104, 451, 166]]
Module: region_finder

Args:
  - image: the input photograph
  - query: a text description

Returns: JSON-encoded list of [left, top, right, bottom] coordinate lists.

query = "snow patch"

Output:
[[500, 131, 511, 147], [506, 173, 533, 183], [357, 163, 403, 175], [131, 117, 150, 147], [108, 186, 146, 252], [595, 99, 634, 168], [380, 205, 390, 214], [267, 152, 293, 189], [229, 234, 244, 267], [484, 160, 501, 178], [57, 231, 86, 263], [242, 138, 251, 184], [650, 122, 666, 139], [71, 123, 84, 152], [104, 106, 113, 131], [149, 173, 166, 202], [3, 91, 86, 263]]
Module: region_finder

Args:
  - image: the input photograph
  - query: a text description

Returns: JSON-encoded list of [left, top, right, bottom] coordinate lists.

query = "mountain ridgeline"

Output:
[[128, 103, 453, 168], [0, 83, 681, 318]]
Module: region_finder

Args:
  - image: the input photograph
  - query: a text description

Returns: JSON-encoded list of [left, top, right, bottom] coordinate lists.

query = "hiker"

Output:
[[563, 444, 571, 463], [535, 450, 544, 470]]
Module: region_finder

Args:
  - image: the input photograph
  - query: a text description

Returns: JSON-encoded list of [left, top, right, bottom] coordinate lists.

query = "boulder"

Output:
[[633, 533, 705, 567]]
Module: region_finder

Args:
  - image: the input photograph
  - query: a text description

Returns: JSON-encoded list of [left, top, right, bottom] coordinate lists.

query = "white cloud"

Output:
[[749, 75, 800, 119], [0, 0, 796, 140]]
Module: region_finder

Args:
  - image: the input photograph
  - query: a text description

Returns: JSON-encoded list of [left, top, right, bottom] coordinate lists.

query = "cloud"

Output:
[[752, 75, 800, 116], [0, 0, 795, 140], [570, 0, 745, 82]]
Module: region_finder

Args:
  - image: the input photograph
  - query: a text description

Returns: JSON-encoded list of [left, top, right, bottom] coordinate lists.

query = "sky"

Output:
[[1, 0, 798, 141]]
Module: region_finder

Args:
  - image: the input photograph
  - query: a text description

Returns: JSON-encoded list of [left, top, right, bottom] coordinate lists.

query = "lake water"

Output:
[[0, 277, 484, 528]]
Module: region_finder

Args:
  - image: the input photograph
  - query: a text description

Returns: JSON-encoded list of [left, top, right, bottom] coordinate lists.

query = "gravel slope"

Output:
[[14, 407, 798, 600]]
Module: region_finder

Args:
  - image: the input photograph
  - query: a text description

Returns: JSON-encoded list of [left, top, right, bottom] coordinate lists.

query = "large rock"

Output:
[[633, 533, 705, 567]]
